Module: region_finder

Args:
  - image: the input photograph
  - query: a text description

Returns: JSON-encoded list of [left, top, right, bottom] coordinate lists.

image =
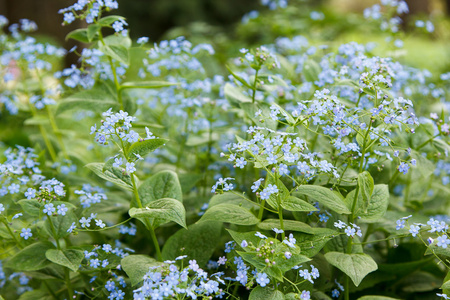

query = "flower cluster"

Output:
[[334, 220, 363, 238], [223, 125, 339, 185], [0, 146, 43, 197], [74, 184, 107, 208], [133, 256, 225, 299], [90, 109, 137, 145], [261, 0, 288, 10], [142, 36, 214, 77], [211, 177, 235, 193], [59, 0, 119, 25], [396, 215, 450, 250]]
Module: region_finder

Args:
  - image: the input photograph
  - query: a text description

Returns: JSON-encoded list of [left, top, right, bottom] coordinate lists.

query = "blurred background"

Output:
[[0, 0, 449, 70]]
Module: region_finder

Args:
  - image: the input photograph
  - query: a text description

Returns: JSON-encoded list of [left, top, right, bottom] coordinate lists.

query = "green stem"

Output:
[[131, 175, 162, 261], [98, 30, 124, 110], [46, 106, 69, 160], [175, 109, 191, 171], [416, 133, 440, 150], [359, 119, 373, 174], [64, 268, 73, 299], [3, 220, 23, 249], [79, 218, 133, 232], [43, 281, 59, 300], [47, 216, 61, 250], [350, 185, 360, 222], [403, 170, 412, 204], [35, 69, 69, 160], [283, 276, 301, 294], [278, 205, 285, 240], [48, 217, 74, 299], [276, 176, 285, 240], [388, 169, 400, 187], [251, 68, 260, 104], [258, 200, 266, 220], [345, 275, 350, 300], [29, 104, 57, 162], [362, 224, 373, 243]]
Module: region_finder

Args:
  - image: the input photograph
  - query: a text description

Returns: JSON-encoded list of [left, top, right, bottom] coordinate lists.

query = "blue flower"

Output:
[[409, 225, 420, 237], [256, 272, 270, 287], [57, 204, 68, 216], [235, 157, 247, 169], [43, 203, 55, 215], [126, 162, 136, 173], [90, 258, 100, 268], [437, 235, 450, 248], [398, 162, 409, 175], [24, 188, 36, 199], [332, 289, 340, 298], [20, 228, 32, 240]]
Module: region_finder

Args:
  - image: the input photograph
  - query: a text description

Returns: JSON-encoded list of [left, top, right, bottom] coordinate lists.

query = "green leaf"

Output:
[[178, 173, 203, 193], [127, 138, 167, 159], [425, 240, 450, 257], [24, 116, 51, 126], [87, 24, 100, 41], [358, 185, 389, 223], [99, 44, 129, 65], [224, 83, 252, 104], [85, 162, 133, 191], [98, 15, 125, 26], [102, 156, 116, 173], [138, 170, 182, 207], [227, 229, 261, 249], [443, 270, 450, 295], [56, 89, 120, 115], [282, 196, 319, 212], [162, 222, 222, 267], [442, 278, 450, 291], [185, 132, 219, 146], [294, 185, 350, 214], [357, 297, 401, 300], [132, 122, 164, 129], [65, 28, 89, 43], [334, 79, 361, 89], [258, 219, 314, 234], [303, 60, 321, 82], [266, 175, 289, 210], [238, 251, 283, 281], [25, 265, 65, 280], [44, 210, 77, 239], [18, 290, 52, 300], [249, 286, 285, 300], [276, 253, 310, 273], [269, 103, 295, 125], [324, 252, 378, 286], [226, 65, 253, 89], [198, 204, 259, 225], [433, 139, 450, 154], [358, 171, 374, 212], [121, 255, 163, 286], [45, 249, 83, 272], [120, 81, 178, 90], [129, 198, 186, 229], [240, 102, 278, 131], [377, 257, 434, 277], [5, 242, 55, 271], [104, 34, 132, 48], [400, 271, 441, 292], [18, 199, 41, 217], [209, 192, 258, 210], [410, 150, 435, 180], [293, 228, 337, 257]]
